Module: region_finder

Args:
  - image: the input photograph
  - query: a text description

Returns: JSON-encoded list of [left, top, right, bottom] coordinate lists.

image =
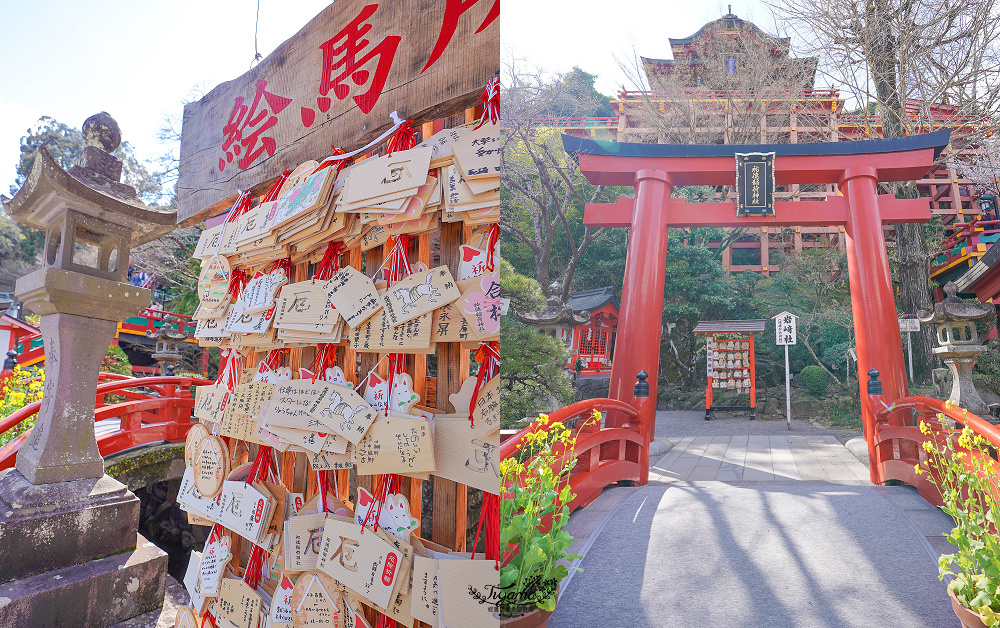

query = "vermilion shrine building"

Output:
[[538, 11, 993, 277], [515, 286, 620, 375]]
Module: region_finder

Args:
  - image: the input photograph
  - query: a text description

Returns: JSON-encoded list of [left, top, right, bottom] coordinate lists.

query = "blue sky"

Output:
[[0, 0, 783, 196], [0, 0, 332, 194]]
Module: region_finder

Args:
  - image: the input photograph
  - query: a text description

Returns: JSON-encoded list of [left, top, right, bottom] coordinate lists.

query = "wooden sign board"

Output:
[[291, 571, 342, 627], [307, 383, 379, 444], [349, 307, 433, 353], [177, 0, 498, 224], [410, 554, 440, 625], [217, 578, 263, 628], [316, 518, 403, 610], [437, 558, 501, 628], [356, 415, 435, 475], [736, 152, 776, 216], [433, 417, 500, 494], [381, 265, 462, 326], [322, 266, 383, 328], [284, 512, 327, 571]]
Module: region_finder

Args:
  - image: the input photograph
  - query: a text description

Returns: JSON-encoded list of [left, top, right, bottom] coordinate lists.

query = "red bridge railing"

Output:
[[0, 374, 212, 470], [875, 396, 1000, 506], [500, 397, 647, 512]]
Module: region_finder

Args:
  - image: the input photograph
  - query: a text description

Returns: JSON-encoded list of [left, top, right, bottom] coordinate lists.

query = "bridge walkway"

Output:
[[551, 411, 956, 628]]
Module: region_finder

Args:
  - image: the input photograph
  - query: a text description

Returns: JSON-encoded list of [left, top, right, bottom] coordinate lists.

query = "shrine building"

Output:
[[537, 10, 992, 277]]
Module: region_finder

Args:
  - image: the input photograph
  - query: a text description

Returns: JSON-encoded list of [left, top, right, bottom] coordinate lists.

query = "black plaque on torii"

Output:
[[736, 152, 775, 216]]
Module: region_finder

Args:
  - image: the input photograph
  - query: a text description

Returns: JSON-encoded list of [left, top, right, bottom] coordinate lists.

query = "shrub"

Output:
[[0, 366, 44, 446], [102, 344, 133, 376], [799, 365, 829, 396]]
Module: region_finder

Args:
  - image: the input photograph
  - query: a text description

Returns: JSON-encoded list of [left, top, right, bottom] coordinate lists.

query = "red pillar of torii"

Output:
[[565, 130, 950, 484]]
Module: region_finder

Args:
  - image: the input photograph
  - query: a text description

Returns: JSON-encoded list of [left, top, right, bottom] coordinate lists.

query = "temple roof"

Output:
[[668, 12, 789, 51], [567, 286, 618, 314]]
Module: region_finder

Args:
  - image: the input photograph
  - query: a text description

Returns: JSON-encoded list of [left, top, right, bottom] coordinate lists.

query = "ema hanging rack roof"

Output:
[[693, 319, 767, 334]]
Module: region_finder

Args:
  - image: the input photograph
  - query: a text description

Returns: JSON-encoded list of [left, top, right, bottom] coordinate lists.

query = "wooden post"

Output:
[[343, 247, 365, 385], [434, 217, 469, 551]]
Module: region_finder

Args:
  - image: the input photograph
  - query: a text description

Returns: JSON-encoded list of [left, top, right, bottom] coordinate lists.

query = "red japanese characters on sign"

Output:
[[181, 0, 497, 224], [220, 80, 293, 172], [319, 4, 400, 116], [423, 0, 498, 71]]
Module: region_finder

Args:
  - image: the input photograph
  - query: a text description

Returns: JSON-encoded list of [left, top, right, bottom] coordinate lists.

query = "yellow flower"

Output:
[[922, 440, 935, 454], [914, 464, 923, 475], [919, 421, 931, 435], [536, 414, 550, 427]]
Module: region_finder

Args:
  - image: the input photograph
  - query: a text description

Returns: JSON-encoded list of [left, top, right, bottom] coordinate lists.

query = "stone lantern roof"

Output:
[[1, 112, 175, 248], [145, 315, 189, 342], [917, 281, 993, 324], [513, 281, 590, 327]]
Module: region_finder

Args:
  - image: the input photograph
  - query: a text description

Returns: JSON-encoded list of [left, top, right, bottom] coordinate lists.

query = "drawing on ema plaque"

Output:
[[736, 152, 775, 216]]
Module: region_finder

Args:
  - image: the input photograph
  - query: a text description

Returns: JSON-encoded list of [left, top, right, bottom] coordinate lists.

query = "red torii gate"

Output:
[[564, 129, 951, 484]]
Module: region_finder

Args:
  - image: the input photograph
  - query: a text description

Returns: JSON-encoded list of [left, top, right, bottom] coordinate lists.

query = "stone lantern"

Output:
[[147, 314, 188, 375], [0, 113, 175, 624], [917, 281, 994, 417]]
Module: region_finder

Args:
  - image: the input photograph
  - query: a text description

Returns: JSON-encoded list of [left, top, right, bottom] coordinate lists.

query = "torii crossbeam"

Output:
[[563, 130, 951, 483]]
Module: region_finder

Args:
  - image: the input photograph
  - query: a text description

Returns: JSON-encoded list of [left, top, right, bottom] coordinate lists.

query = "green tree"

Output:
[[498, 259, 574, 428], [660, 227, 748, 387], [502, 65, 628, 304], [538, 67, 615, 118]]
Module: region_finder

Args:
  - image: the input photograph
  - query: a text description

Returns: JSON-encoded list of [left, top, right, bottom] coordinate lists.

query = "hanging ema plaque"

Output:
[[735, 152, 775, 216]]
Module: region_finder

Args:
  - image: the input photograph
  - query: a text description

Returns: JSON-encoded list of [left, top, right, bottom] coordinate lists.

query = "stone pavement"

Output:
[[551, 411, 957, 628]]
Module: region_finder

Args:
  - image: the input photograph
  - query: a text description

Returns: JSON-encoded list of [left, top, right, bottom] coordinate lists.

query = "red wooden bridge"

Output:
[[12, 308, 205, 375], [0, 373, 211, 472]]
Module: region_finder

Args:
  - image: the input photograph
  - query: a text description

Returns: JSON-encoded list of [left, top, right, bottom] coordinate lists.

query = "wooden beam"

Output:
[[584, 196, 931, 228]]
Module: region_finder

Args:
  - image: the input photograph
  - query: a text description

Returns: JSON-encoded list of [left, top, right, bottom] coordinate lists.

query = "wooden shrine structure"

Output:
[[694, 319, 765, 420]]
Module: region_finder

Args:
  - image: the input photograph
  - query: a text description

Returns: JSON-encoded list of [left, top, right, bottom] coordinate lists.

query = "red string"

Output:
[[226, 269, 250, 301], [385, 120, 418, 156], [246, 445, 274, 486], [243, 544, 268, 590], [377, 613, 398, 628], [307, 344, 338, 382], [313, 241, 346, 282], [270, 257, 293, 277], [468, 341, 500, 427], [200, 611, 218, 628], [472, 493, 500, 567], [362, 473, 399, 532], [224, 191, 254, 224], [263, 348, 286, 372], [484, 223, 500, 271], [263, 170, 292, 203], [476, 76, 500, 129]]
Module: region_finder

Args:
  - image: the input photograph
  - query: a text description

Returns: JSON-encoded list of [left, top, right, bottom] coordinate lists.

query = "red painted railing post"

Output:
[[633, 371, 651, 485], [163, 381, 177, 423]]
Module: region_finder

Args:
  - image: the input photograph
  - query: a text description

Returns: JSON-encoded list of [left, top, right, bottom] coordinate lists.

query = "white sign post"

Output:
[[773, 311, 798, 429], [898, 317, 920, 382]]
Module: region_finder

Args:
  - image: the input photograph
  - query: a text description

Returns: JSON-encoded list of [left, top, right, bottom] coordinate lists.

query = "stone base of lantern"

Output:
[[0, 468, 143, 584], [0, 469, 166, 626], [0, 532, 166, 627]]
